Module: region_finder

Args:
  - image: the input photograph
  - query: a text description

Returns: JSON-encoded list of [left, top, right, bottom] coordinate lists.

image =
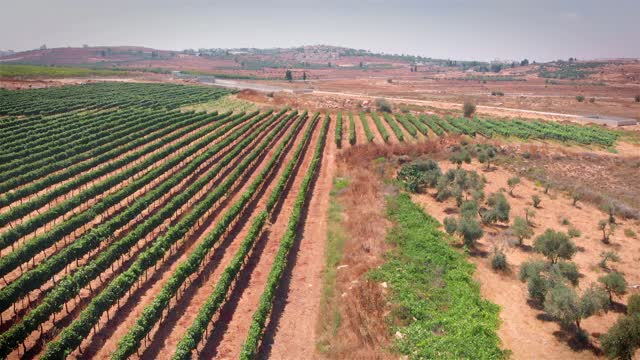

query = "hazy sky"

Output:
[[1, 0, 637, 61]]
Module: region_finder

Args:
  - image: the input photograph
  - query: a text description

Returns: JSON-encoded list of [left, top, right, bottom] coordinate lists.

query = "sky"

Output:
[[1, 0, 638, 62]]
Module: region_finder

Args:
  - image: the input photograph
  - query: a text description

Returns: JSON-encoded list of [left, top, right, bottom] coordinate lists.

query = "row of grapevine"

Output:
[[0, 113, 239, 278], [334, 111, 618, 148], [394, 113, 418, 138], [38, 109, 292, 359], [0, 110, 281, 358], [112, 111, 317, 359], [382, 112, 405, 141], [0, 109, 195, 193], [0, 108, 160, 166], [0, 111, 242, 254], [420, 115, 445, 136], [405, 113, 430, 136], [0, 111, 225, 229], [335, 112, 342, 148], [171, 112, 321, 360], [1, 107, 129, 155], [0, 108, 173, 181], [359, 112, 375, 142], [239, 113, 329, 359], [370, 112, 390, 143], [0, 111, 266, 316], [0, 83, 230, 116], [0, 111, 231, 209], [348, 112, 356, 145]]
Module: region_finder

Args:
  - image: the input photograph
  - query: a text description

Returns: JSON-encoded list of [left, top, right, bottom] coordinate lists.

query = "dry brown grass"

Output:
[[317, 141, 445, 359]]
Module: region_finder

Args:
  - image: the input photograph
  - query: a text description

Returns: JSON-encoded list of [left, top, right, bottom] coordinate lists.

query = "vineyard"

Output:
[[334, 111, 619, 147], [0, 83, 330, 359], [0, 82, 625, 359]]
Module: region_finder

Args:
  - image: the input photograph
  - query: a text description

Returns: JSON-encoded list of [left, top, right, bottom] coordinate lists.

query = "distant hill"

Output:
[[1, 45, 637, 82]]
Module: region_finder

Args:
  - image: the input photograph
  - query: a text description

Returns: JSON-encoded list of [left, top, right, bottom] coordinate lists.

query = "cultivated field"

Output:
[[0, 82, 638, 359]]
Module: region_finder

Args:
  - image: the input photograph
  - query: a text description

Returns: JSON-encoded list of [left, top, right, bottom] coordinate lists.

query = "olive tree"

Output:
[[598, 251, 621, 269], [511, 216, 533, 246], [533, 229, 577, 264], [599, 272, 627, 304], [476, 144, 497, 170], [507, 176, 521, 196], [598, 219, 616, 244], [481, 192, 510, 224], [544, 283, 608, 331], [600, 313, 640, 360], [457, 217, 483, 247], [532, 194, 541, 208]]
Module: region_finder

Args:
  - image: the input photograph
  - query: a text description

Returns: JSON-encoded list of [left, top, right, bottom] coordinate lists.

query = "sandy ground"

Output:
[[410, 159, 640, 359]]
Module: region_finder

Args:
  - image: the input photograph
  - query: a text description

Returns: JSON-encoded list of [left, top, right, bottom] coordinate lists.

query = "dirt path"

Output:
[[265, 114, 335, 359], [411, 160, 640, 359], [201, 116, 323, 359]]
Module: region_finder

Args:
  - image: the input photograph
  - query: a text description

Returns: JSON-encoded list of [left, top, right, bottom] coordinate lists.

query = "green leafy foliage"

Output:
[[396, 160, 442, 193], [511, 216, 533, 246], [533, 229, 577, 264], [601, 313, 640, 360], [598, 272, 627, 304], [370, 193, 506, 359]]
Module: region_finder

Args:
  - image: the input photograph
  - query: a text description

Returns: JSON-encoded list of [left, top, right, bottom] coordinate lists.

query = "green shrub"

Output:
[[443, 216, 458, 235], [491, 248, 508, 271], [397, 160, 442, 193], [531, 194, 541, 208], [598, 251, 620, 269], [375, 98, 393, 113], [576, 95, 585, 102], [624, 228, 637, 238], [628, 293, 640, 315], [463, 101, 476, 118], [567, 227, 581, 238]]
